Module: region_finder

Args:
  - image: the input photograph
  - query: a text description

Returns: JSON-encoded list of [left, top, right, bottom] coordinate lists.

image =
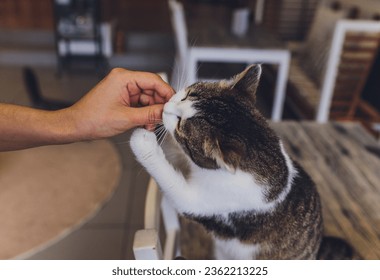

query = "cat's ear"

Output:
[[231, 64, 262, 98], [204, 137, 244, 173]]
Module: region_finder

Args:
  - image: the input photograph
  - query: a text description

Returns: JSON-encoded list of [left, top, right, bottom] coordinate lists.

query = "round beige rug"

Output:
[[0, 140, 121, 259]]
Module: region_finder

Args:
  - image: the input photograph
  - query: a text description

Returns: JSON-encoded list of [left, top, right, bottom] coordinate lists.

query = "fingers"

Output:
[[127, 104, 164, 129], [134, 72, 175, 102], [138, 93, 166, 106], [139, 95, 151, 106], [121, 70, 175, 104]]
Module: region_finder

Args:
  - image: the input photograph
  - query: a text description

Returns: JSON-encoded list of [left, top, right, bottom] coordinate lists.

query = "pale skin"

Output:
[[0, 68, 175, 152]]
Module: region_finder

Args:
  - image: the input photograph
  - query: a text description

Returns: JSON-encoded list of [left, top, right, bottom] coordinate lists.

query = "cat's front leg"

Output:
[[130, 128, 187, 192]]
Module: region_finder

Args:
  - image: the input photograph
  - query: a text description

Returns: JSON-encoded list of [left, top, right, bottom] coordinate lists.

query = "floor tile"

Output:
[[86, 169, 131, 226], [126, 168, 150, 228], [122, 228, 140, 260], [26, 227, 126, 260], [111, 131, 137, 169]]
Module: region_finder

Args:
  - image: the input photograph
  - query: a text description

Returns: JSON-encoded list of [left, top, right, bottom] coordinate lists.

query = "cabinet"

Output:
[[53, 0, 108, 75]]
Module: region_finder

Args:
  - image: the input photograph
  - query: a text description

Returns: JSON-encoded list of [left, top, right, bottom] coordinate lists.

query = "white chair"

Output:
[[284, 18, 380, 128], [168, 0, 291, 121], [316, 20, 380, 122], [133, 178, 180, 260]]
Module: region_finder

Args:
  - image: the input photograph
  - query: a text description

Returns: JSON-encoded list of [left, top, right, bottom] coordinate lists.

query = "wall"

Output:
[[0, 0, 171, 33], [102, 0, 171, 33], [0, 0, 53, 29]]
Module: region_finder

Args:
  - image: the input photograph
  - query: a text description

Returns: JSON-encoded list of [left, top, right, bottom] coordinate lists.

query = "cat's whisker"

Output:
[[195, 62, 202, 84], [155, 128, 165, 139], [154, 123, 166, 135], [155, 123, 169, 146], [149, 120, 164, 126], [155, 125, 165, 134], [182, 62, 189, 89], [114, 139, 132, 146], [174, 57, 182, 91], [154, 123, 165, 133], [160, 129, 169, 146], [156, 128, 168, 146], [181, 38, 199, 88], [157, 134, 166, 146]]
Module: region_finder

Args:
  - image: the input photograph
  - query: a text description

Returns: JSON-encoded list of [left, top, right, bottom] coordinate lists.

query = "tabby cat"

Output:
[[130, 65, 354, 259]]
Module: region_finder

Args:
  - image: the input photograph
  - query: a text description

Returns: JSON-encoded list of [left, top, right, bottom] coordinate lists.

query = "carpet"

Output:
[[0, 140, 121, 259]]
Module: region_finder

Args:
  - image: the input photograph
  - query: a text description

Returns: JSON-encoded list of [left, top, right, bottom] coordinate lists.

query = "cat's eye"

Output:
[[176, 117, 182, 130], [188, 91, 198, 98], [181, 91, 197, 101]]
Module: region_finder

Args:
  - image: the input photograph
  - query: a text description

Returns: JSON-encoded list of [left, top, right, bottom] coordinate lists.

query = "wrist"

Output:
[[49, 107, 88, 143]]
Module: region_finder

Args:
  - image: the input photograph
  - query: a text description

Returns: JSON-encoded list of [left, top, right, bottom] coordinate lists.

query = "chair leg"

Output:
[[133, 229, 163, 260]]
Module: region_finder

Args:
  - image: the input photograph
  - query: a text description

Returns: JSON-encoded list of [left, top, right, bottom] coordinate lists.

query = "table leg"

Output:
[[271, 52, 290, 121]]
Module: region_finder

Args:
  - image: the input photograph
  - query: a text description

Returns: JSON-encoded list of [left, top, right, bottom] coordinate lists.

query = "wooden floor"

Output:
[[271, 121, 380, 259]]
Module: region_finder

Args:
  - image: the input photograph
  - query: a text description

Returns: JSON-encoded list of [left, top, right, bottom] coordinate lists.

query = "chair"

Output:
[[168, 0, 291, 121], [287, 19, 380, 131], [133, 178, 181, 260], [279, 3, 380, 127], [316, 20, 380, 123], [261, 0, 320, 41], [132, 176, 214, 260]]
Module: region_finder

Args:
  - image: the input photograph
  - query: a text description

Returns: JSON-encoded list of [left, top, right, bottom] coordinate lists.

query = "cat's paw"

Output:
[[130, 128, 162, 163]]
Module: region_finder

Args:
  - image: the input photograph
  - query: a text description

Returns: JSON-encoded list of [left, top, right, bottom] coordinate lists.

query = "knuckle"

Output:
[[109, 67, 125, 77]]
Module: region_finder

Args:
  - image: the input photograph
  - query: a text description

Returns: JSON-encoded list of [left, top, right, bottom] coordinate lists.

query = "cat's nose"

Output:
[[163, 102, 181, 117]]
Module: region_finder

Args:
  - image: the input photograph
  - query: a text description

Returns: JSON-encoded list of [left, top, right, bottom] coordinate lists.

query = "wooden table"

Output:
[[271, 121, 380, 259]]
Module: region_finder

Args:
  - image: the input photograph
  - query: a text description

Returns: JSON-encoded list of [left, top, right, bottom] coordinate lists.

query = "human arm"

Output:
[[0, 68, 175, 152], [0, 103, 77, 151]]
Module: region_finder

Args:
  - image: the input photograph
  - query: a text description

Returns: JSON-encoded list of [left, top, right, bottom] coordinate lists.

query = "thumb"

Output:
[[128, 104, 164, 129]]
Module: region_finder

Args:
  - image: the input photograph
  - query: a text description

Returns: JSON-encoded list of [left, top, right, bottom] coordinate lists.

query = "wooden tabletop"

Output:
[[188, 24, 286, 49], [270, 121, 380, 259], [186, 6, 286, 49]]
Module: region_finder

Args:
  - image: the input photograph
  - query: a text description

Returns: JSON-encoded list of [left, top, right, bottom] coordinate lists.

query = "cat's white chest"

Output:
[[184, 168, 274, 215], [213, 237, 261, 260]]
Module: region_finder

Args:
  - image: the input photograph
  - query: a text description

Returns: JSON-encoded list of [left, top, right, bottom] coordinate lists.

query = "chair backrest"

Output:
[[168, 0, 188, 64], [317, 20, 380, 122], [133, 178, 180, 260], [262, 0, 319, 41]]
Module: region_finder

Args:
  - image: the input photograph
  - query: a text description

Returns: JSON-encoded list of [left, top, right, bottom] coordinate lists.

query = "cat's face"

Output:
[[163, 65, 268, 173]]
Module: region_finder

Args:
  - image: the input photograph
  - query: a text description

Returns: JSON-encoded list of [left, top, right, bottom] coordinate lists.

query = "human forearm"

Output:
[[0, 68, 174, 152], [0, 103, 79, 151]]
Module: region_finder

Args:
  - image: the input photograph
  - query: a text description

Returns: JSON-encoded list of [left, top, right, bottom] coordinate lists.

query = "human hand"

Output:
[[67, 68, 175, 140]]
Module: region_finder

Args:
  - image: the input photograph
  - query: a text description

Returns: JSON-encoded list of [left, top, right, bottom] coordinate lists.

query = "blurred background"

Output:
[[0, 0, 380, 260]]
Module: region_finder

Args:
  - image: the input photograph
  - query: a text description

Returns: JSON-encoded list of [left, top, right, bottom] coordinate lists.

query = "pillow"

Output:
[[300, 6, 346, 88]]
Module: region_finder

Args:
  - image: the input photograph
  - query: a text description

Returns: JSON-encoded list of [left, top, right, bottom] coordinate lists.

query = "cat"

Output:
[[130, 64, 355, 260]]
